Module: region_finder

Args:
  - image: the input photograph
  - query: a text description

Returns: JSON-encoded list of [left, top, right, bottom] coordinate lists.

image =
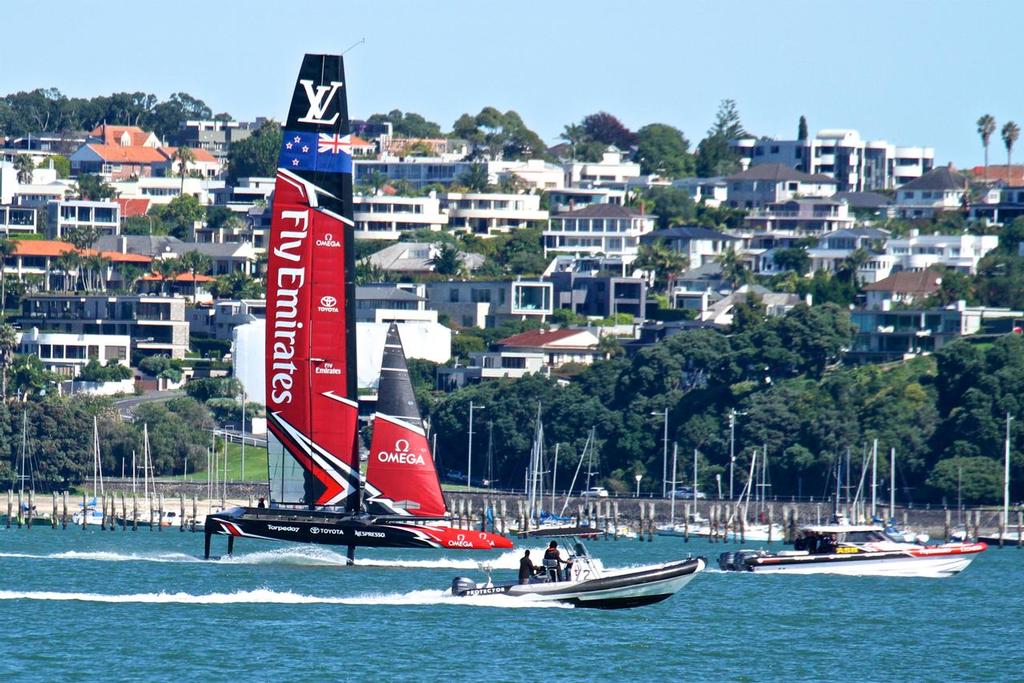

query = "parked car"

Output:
[[584, 486, 610, 498], [671, 487, 706, 500]]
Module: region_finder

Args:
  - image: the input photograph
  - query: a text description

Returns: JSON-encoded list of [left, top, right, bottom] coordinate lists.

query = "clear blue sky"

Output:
[[2, 0, 1021, 167]]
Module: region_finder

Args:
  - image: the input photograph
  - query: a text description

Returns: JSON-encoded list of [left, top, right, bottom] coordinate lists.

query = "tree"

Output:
[[76, 174, 115, 201], [210, 270, 263, 299], [177, 250, 213, 303], [226, 121, 281, 183], [155, 258, 184, 295], [157, 194, 205, 240], [429, 243, 463, 276], [1002, 120, 1019, 175], [38, 154, 70, 179], [717, 245, 749, 289], [121, 214, 167, 236], [633, 124, 693, 178], [367, 109, 442, 138], [173, 146, 195, 194], [581, 112, 636, 149], [798, 115, 808, 141], [633, 239, 689, 292], [926, 456, 1003, 504], [0, 323, 16, 399], [977, 114, 996, 182], [696, 99, 746, 177], [559, 123, 587, 161], [13, 154, 33, 184], [452, 108, 548, 161], [456, 164, 489, 192], [772, 247, 811, 275]]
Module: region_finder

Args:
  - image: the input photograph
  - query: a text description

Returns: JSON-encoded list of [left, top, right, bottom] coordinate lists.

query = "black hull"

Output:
[[204, 507, 510, 558]]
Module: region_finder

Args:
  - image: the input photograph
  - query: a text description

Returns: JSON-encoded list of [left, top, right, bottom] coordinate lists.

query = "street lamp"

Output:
[[634, 474, 642, 498], [650, 408, 668, 497], [467, 401, 484, 493]]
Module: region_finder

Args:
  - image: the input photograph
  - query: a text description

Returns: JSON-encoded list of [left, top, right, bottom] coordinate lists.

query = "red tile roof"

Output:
[[140, 272, 215, 283], [162, 146, 218, 163], [497, 328, 595, 349], [969, 165, 1024, 185], [11, 239, 151, 263], [88, 124, 156, 147], [115, 198, 151, 218], [85, 143, 168, 164]]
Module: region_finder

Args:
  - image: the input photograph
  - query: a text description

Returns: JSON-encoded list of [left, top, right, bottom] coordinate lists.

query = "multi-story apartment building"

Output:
[[544, 204, 657, 264], [46, 199, 120, 239], [19, 294, 189, 359], [732, 129, 934, 192], [425, 279, 553, 328], [546, 272, 647, 319], [641, 226, 740, 268], [188, 298, 266, 340], [353, 194, 448, 240], [443, 192, 547, 235], [546, 187, 626, 213], [355, 284, 436, 323], [565, 147, 642, 187], [172, 120, 257, 159]]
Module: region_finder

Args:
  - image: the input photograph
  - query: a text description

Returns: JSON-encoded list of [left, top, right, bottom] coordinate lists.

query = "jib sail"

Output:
[[265, 54, 360, 510], [365, 323, 447, 517]]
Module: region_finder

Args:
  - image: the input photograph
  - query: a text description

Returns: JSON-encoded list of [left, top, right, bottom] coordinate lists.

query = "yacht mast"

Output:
[[1003, 412, 1012, 532], [870, 439, 877, 519], [889, 447, 895, 522]]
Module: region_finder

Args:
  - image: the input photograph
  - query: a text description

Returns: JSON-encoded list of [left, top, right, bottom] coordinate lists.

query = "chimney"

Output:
[[639, 200, 646, 215], [119, 235, 127, 253]]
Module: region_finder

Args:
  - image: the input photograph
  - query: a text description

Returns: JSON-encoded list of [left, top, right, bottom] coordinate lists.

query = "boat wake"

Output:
[[0, 550, 201, 563], [0, 587, 571, 608]]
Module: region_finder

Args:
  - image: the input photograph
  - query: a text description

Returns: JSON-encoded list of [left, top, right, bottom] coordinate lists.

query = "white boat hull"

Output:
[[730, 543, 987, 578]]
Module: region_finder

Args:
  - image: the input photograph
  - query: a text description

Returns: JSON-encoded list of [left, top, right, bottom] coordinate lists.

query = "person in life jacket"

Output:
[[543, 541, 565, 582]]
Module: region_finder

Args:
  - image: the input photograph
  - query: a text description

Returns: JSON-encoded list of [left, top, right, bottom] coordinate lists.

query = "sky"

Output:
[[2, 0, 1022, 167]]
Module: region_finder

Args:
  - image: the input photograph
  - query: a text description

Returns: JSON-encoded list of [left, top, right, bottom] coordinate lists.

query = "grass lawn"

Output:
[[172, 441, 268, 482]]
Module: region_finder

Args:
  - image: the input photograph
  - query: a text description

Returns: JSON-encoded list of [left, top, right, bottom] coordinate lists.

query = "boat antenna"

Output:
[[341, 38, 365, 55]]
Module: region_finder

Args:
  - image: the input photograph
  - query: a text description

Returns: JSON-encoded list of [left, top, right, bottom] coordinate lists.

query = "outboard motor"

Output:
[[451, 577, 477, 595], [718, 551, 736, 571]]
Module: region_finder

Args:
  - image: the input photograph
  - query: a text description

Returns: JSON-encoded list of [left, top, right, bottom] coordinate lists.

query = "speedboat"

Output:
[[717, 524, 986, 577], [450, 538, 705, 609]]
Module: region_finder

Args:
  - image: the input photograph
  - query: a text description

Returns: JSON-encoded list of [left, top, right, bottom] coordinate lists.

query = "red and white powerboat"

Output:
[[718, 524, 986, 578]]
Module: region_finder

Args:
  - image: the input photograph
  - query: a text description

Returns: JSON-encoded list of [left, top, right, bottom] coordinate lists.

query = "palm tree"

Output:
[[177, 250, 213, 302], [0, 237, 16, 319], [0, 323, 17, 400], [155, 258, 183, 296], [977, 114, 996, 182], [560, 124, 586, 161], [456, 164, 489, 193], [52, 250, 76, 292], [174, 146, 196, 194], [13, 154, 34, 184], [717, 245, 749, 290], [633, 239, 689, 292], [1002, 121, 1020, 179]]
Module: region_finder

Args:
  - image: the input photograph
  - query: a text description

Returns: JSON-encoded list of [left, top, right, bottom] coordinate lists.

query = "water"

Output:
[[0, 528, 1019, 681]]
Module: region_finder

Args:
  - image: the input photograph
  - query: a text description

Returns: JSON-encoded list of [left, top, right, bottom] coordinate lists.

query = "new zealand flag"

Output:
[[280, 130, 353, 174]]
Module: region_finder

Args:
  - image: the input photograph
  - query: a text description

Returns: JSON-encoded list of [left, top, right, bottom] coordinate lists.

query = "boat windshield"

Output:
[[842, 530, 888, 543]]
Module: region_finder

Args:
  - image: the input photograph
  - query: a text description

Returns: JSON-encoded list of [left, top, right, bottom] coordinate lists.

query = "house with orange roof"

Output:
[[137, 271, 215, 303], [69, 124, 223, 180], [4, 238, 152, 291], [495, 327, 602, 367]]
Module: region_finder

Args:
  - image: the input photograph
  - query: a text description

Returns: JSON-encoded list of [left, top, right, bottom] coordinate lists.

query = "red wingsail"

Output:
[[265, 54, 360, 510], [365, 323, 447, 517]]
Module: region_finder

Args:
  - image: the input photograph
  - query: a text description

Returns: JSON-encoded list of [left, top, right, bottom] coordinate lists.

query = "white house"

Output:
[[882, 230, 996, 274], [895, 165, 968, 219], [544, 203, 657, 264], [565, 147, 642, 187], [442, 192, 548, 235], [353, 193, 448, 240], [17, 327, 131, 377]]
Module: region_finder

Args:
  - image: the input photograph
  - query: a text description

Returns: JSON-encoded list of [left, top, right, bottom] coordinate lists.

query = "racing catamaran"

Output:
[[204, 54, 511, 560]]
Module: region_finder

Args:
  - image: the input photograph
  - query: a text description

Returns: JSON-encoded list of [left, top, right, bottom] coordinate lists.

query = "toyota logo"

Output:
[[310, 526, 320, 534], [395, 438, 410, 452], [320, 295, 337, 307]]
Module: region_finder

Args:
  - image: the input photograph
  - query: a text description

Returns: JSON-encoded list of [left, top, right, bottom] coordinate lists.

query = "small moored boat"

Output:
[[718, 524, 986, 578], [450, 538, 705, 609]]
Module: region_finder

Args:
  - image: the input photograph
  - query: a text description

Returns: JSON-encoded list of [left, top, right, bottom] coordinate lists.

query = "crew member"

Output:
[[543, 541, 564, 582], [257, 497, 267, 509], [518, 550, 536, 585]]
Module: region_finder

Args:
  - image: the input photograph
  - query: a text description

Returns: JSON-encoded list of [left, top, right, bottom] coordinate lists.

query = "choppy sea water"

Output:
[[0, 526, 1018, 681]]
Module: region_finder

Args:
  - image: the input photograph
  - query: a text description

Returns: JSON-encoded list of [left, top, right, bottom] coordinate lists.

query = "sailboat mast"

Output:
[[94, 415, 104, 497], [889, 447, 895, 522], [871, 439, 877, 519], [669, 442, 678, 524], [551, 443, 558, 514], [19, 411, 27, 498], [1004, 412, 1012, 531]]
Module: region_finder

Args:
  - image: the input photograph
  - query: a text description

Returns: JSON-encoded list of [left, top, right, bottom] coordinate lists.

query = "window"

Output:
[[449, 289, 460, 302], [770, 145, 779, 154]]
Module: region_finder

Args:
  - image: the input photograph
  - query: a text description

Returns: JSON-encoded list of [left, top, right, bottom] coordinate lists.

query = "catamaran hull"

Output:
[[452, 558, 705, 609], [204, 507, 512, 557], [721, 543, 986, 578]]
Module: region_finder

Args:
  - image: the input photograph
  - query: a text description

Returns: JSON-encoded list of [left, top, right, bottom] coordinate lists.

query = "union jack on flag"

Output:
[[318, 133, 352, 155]]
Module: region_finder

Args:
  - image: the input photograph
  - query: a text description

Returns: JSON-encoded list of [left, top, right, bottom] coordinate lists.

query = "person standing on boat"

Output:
[[519, 550, 536, 585], [544, 541, 566, 582]]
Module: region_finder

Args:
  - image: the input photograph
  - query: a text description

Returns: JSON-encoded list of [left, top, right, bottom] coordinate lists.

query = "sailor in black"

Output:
[[518, 550, 535, 585], [543, 541, 565, 582]]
